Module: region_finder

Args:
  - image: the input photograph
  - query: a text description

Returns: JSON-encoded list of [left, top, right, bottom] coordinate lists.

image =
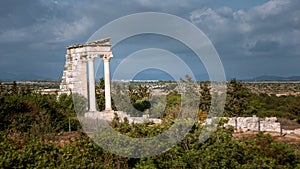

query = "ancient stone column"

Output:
[[79, 56, 88, 99], [88, 56, 97, 112], [102, 52, 113, 111]]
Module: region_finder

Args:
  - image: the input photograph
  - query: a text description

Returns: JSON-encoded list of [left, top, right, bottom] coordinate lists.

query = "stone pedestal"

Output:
[[85, 111, 115, 121]]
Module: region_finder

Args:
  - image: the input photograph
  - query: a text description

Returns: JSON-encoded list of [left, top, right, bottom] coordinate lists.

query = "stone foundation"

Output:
[[225, 116, 281, 133], [84, 111, 162, 124], [223, 116, 300, 136]]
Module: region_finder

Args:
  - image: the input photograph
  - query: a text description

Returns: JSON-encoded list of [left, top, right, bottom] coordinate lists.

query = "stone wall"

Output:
[[223, 116, 300, 136]]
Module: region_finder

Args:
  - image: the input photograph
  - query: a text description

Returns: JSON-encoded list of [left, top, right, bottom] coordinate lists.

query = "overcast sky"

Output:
[[0, 0, 299, 81]]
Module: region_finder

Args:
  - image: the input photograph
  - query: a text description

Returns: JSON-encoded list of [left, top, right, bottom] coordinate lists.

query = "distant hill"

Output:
[[244, 75, 300, 82], [0, 72, 59, 82], [2, 71, 300, 82]]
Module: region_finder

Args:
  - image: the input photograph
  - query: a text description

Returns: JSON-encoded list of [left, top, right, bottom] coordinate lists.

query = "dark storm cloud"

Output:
[[0, 0, 299, 80], [190, 0, 300, 78], [250, 40, 279, 53], [0, 0, 97, 80], [0, 0, 42, 27], [0, 0, 93, 43], [0, 0, 210, 80]]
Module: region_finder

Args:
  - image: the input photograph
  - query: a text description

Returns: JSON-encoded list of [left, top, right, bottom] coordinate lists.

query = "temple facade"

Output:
[[59, 38, 112, 112]]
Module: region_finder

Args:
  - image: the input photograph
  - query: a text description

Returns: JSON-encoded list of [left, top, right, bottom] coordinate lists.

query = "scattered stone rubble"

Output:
[[224, 116, 300, 136]]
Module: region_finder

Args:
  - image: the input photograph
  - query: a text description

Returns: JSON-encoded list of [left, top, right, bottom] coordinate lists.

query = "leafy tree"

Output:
[[0, 81, 3, 95], [99, 77, 105, 90], [129, 84, 151, 113], [162, 91, 180, 120], [225, 79, 250, 117], [96, 77, 116, 111], [248, 93, 300, 121], [96, 78, 105, 111], [199, 82, 211, 120], [1, 80, 300, 168], [10, 81, 18, 94], [287, 96, 300, 122]]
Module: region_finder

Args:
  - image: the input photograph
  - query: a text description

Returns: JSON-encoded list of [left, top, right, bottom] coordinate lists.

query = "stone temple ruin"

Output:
[[59, 38, 161, 124], [59, 38, 112, 112], [58, 39, 299, 134]]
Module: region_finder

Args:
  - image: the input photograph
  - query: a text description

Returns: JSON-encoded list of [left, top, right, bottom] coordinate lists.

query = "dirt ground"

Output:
[[233, 131, 300, 146], [232, 131, 300, 153], [55, 130, 300, 147]]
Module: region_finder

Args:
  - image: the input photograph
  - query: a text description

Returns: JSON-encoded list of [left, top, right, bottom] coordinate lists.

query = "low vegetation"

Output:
[[0, 80, 299, 168]]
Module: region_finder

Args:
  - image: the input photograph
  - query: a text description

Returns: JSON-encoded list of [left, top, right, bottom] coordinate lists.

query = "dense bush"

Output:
[[0, 91, 81, 133], [1, 80, 300, 168], [1, 122, 299, 168]]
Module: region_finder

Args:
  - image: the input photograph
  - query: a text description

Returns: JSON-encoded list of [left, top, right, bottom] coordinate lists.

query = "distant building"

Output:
[[38, 89, 59, 95]]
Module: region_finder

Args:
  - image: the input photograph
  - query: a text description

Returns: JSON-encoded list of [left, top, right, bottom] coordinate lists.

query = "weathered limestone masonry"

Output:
[[225, 116, 281, 132], [224, 116, 300, 136], [59, 38, 112, 112], [59, 38, 162, 124], [205, 116, 300, 136]]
